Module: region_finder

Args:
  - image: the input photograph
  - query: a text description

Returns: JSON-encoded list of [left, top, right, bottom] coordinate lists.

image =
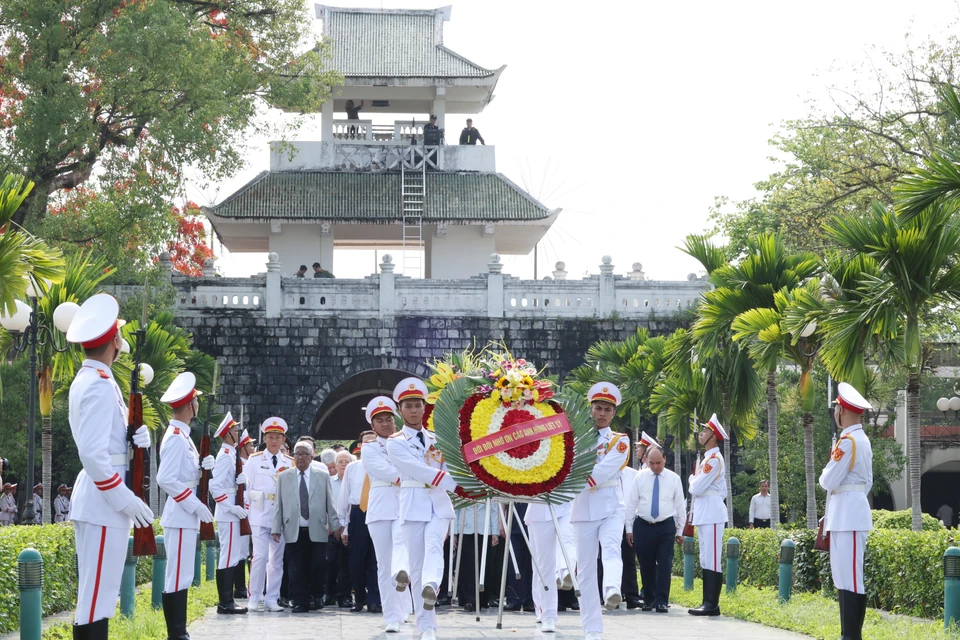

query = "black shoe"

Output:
[[216, 568, 248, 615], [522, 604, 536, 613], [368, 603, 382, 613], [463, 602, 475, 612], [656, 604, 669, 613], [568, 601, 580, 611], [627, 599, 643, 610], [323, 595, 336, 607], [338, 598, 354, 609], [73, 619, 108, 640], [437, 596, 452, 606], [351, 603, 365, 612], [504, 602, 521, 612], [641, 602, 653, 612], [291, 605, 309, 613]]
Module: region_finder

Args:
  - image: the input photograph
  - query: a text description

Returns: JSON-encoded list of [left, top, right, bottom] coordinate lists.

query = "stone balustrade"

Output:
[[154, 253, 708, 320]]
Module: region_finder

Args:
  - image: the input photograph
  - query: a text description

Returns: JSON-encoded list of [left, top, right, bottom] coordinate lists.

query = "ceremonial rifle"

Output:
[[236, 403, 251, 536], [127, 280, 158, 556], [197, 362, 218, 541]]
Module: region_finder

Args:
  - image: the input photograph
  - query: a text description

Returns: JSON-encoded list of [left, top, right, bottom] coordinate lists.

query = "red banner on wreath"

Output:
[[462, 413, 572, 463]]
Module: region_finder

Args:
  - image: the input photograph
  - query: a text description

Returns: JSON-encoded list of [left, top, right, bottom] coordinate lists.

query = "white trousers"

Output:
[[402, 518, 452, 634], [554, 513, 577, 582], [830, 530, 867, 593], [697, 523, 724, 573], [74, 521, 127, 625], [249, 524, 284, 604], [574, 513, 624, 634], [164, 527, 198, 593], [368, 519, 407, 625], [217, 521, 244, 569], [529, 521, 558, 624]]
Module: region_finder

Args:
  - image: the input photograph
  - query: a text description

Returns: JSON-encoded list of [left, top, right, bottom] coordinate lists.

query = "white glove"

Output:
[[122, 499, 154, 528], [230, 505, 248, 519], [195, 504, 214, 523], [132, 426, 151, 449], [201, 455, 215, 470], [235, 473, 247, 486]]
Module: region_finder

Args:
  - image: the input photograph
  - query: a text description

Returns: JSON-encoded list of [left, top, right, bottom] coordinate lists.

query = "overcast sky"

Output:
[[194, 0, 960, 281]]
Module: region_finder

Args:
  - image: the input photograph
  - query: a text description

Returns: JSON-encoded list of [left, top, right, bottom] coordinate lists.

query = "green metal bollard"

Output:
[[18, 548, 43, 640], [193, 531, 202, 587], [683, 536, 696, 591], [120, 537, 137, 618], [206, 538, 217, 581], [944, 547, 960, 629], [726, 537, 740, 593], [778, 539, 796, 604], [152, 535, 166, 609]]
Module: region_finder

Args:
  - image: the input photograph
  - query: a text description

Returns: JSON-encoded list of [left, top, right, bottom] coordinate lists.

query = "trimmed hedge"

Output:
[[673, 522, 956, 618], [0, 521, 210, 634], [873, 509, 945, 531]]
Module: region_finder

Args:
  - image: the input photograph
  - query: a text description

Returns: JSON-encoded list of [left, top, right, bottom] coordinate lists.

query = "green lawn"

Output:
[[670, 577, 955, 640]]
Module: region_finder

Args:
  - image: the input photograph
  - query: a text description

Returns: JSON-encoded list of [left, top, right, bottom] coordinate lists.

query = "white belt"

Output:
[[697, 489, 721, 497], [223, 488, 237, 495], [110, 454, 129, 466], [400, 481, 432, 489], [370, 480, 399, 489], [591, 479, 618, 491], [832, 484, 866, 494]]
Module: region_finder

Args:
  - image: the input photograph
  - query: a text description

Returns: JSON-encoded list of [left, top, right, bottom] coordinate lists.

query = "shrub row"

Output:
[[672, 519, 956, 618]]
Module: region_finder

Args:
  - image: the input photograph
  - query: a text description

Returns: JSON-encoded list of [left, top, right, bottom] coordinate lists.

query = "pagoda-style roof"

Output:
[[204, 171, 556, 224], [317, 5, 493, 80]]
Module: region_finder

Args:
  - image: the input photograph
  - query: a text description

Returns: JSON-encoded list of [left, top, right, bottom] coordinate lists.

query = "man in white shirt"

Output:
[[625, 446, 685, 613], [339, 432, 381, 613], [937, 503, 954, 528], [749, 480, 772, 529], [325, 450, 352, 608]]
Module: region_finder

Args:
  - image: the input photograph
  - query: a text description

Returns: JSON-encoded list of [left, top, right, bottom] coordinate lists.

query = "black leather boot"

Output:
[[233, 559, 248, 599], [838, 589, 849, 640], [845, 591, 867, 640], [73, 618, 108, 640], [688, 570, 721, 616], [162, 590, 190, 640], [217, 567, 248, 614]]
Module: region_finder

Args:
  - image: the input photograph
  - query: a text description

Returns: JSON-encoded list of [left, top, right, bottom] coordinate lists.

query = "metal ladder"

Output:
[[401, 159, 425, 278]]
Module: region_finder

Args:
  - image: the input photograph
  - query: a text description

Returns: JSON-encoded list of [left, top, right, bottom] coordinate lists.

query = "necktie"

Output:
[[299, 471, 310, 520], [359, 475, 371, 513], [272, 454, 278, 468], [651, 473, 660, 520], [417, 431, 425, 448]]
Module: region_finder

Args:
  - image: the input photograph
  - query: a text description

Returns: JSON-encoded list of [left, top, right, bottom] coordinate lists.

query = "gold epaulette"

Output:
[[249, 451, 263, 458]]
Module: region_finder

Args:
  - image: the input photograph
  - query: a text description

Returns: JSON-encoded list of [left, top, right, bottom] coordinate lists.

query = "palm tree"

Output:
[[34, 252, 115, 521], [732, 281, 823, 528], [683, 232, 819, 528], [824, 201, 960, 530]]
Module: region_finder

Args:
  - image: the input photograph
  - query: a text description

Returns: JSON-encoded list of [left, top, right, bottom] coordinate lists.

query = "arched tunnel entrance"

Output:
[[922, 460, 960, 526], [312, 368, 416, 442]]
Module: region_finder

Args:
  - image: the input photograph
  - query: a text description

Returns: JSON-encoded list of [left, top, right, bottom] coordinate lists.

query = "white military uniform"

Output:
[[157, 419, 203, 592], [387, 377, 460, 637], [54, 492, 71, 522], [32, 491, 43, 523], [244, 417, 292, 610], [820, 423, 873, 594], [688, 446, 727, 572], [213, 442, 244, 569], [0, 490, 16, 525], [525, 502, 574, 629], [361, 396, 410, 630]]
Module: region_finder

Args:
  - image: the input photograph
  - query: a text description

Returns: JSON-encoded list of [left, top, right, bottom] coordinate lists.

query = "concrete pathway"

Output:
[[187, 604, 811, 640]]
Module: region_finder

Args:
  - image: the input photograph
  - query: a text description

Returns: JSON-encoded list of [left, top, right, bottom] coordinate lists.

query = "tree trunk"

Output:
[[722, 392, 734, 524], [766, 368, 781, 529], [13, 179, 52, 227], [674, 432, 681, 476], [39, 365, 53, 524], [802, 410, 817, 529], [907, 370, 922, 531]]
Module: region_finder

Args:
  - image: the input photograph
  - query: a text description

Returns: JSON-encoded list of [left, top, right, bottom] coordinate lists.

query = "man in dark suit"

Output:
[[272, 440, 342, 613]]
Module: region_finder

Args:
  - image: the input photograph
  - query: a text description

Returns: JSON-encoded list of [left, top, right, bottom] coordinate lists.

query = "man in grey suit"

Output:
[[272, 440, 343, 613]]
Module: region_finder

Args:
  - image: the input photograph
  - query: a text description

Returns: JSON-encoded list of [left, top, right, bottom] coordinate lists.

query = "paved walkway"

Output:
[[187, 605, 811, 639]]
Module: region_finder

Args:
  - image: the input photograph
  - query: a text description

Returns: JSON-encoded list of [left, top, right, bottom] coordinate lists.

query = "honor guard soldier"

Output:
[[55, 485, 72, 522], [361, 396, 409, 633], [636, 431, 659, 469], [0, 483, 16, 526], [245, 417, 292, 612], [819, 383, 873, 640], [210, 412, 249, 614], [66, 293, 154, 640], [32, 483, 43, 523], [234, 429, 255, 600], [572, 382, 630, 640], [387, 377, 474, 640], [525, 500, 573, 633], [687, 413, 728, 617], [157, 372, 216, 640]]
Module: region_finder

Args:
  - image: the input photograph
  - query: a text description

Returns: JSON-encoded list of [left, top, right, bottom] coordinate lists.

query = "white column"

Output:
[[265, 252, 282, 318], [321, 99, 334, 143], [598, 255, 615, 316], [433, 88, 446, 131], [379, 255, 395, 318], [487, 253, 504, 318]]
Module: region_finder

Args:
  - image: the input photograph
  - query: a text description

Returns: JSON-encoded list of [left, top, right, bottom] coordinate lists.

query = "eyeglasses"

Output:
[[294, 452, 313, 458]]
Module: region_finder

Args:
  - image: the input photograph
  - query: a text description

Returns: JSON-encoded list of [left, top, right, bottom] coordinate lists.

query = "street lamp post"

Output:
[[1, 294, 74, 524]]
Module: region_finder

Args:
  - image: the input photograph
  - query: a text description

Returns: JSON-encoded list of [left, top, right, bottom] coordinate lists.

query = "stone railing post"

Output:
[[487, 254, 504, 318], [552, 261, 568, 280], [201, 257, 216, 278], [598, 255, 616, 316], [379, 254, 396, 318], [265, 252, 281, 318], [158, 251, 174, 283]]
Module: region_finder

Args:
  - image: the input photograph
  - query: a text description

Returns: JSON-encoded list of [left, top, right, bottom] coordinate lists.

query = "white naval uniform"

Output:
[[387, 425, 458, 635], [156, 420, 202, 593], [0, 493, 15, 525], [211, 443, 243, 569], [525, 502, 573, 626], [68, 360, 139, 625], [571, 427, 629, 635], [54, 495, 71, 522], [362, 436, 409, 626], [243, 449, 292, 606], [819, 424, 873, 594], [688, 446, 727, 573]]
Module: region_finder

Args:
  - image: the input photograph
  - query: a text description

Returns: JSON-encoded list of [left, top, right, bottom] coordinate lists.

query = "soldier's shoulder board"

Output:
[[249, 451, 263, 458], [97, 369, 110, 379]]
